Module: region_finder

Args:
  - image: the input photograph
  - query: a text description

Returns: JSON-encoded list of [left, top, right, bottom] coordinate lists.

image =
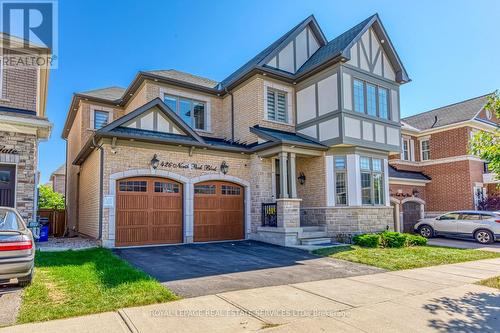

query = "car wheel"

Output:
[[475, 230, 494, 244], [418, 225, 434, 238]]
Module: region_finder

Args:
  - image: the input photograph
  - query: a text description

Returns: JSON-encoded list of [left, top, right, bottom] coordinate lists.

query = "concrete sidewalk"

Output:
[[2, 258, 500, 333]]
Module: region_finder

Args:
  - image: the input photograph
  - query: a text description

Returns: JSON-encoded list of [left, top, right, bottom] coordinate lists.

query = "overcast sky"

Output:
[[38, 0, 500, 182]]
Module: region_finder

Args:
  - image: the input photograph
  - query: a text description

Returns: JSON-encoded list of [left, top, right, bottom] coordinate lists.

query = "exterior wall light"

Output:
[[298, 172, 306, 185], [220, 161, 229, 175], [151, 154, 160, 169]]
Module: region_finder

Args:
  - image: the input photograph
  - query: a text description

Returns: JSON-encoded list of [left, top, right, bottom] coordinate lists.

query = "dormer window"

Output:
[[266, 89, 287, 123]]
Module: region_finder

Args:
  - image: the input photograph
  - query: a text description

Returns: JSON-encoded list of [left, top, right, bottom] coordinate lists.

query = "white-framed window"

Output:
[[0, 58, 3, 99], [352, 78, 391, 120], [420, 139, 430, 161], [266, 88, 287, 123], [90, 106, 113, 130], [334, 157, 347, 205], [402, 138, 410, 161], [360, 156, 384, 205], [163, 94, 206, 130]]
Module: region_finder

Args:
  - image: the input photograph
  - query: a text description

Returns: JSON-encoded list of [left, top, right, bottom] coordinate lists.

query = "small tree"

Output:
[[469, 91, 500, 178], [38, 184, 65, 210]]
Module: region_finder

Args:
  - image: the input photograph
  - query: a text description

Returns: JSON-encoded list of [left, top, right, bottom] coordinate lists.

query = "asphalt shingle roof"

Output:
[[296, 15, 375, 75], [251, 125, 326, 148], [402, 94, 490, 130], [389, 166, 430, 181], [145, 69, 219, 88], [79, 86, 126, 101]]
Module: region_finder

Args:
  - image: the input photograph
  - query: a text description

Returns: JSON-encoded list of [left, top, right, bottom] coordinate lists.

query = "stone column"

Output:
[[279, 151, 288, 198], [276, 198, 302, 228], [288, 152, 297, 199]]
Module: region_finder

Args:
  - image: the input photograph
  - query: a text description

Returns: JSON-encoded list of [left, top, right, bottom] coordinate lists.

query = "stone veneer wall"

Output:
[[249, 155, 273, 233], [301, 206, 393, 237], [0, 131, 37, 220]]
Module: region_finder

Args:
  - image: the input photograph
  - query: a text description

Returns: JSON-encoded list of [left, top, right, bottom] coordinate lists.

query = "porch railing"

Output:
[[261, 203, 277, 227]]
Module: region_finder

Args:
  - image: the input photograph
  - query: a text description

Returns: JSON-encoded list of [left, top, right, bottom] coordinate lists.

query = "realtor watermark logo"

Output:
[[0, 0, 58, 68]]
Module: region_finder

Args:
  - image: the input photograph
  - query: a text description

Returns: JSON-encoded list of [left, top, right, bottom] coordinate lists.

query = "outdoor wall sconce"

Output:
[[412, 188, 419, 197], [220, 161, 229, 175], [151, 154, 159, 169], [298, 172, 306, 185]]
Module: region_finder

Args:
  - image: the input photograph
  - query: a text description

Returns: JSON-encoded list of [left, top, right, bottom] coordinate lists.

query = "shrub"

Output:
[[380, 231, 407, 248], [405, 234, 427, 246], [353, 233, 380, 248]]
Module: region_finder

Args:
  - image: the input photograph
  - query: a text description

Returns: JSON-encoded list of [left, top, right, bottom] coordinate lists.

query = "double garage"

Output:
[[114, 177, 245, 247]]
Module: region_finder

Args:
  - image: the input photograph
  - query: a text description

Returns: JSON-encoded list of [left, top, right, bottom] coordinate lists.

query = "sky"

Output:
[[38, 0, 500, 182]]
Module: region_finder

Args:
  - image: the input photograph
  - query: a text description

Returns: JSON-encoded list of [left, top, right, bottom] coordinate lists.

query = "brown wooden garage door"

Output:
[[116, 177, 183, 247], [194, 181, 244, 242]]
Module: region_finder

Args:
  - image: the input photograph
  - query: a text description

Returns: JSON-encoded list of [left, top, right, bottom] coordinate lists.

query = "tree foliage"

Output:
[[469, 90, 500, 178], [38, 184, 65, 209]]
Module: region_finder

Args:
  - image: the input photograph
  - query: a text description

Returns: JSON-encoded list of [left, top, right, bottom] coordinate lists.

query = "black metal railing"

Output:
[[261, 203, 277, 227]]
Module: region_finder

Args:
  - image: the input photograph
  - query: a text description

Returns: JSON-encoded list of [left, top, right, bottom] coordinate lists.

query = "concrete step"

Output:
[[300, 231, 328, 239], [301, 226, 326, 232], [300, 237, 332, 246]]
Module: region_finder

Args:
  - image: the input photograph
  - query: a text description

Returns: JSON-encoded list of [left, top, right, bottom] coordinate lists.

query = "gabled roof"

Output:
[[78, 86, 126, 102], [218, 15, 327, 88], [402, 94, 491, 131], [144, 70, 218, 88], [297, 14, 409, 82], [50, 164, 66, 178], [389, 166, 431, 181], [98, 98, 206, 144], [250, 125, 327, 150]]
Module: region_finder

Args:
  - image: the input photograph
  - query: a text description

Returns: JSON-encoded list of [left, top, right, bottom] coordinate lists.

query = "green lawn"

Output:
[[17, 248, 177, 324], [477, 276, 500, 290], [313, 245, 500, 271]]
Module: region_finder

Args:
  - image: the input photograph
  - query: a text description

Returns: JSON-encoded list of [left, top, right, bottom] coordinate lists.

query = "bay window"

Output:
[[360, 156, 384, 205], [334, 157, 347, 205], [352, 79, 391, 120], [163, 94, 207, 131]]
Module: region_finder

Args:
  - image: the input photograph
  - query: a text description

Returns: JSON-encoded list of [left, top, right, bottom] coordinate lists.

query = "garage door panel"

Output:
[[116, 177, 183, 247], [116, 195, 148, 210], [194, 181, 244, 242], [152, 196, 182, 210]]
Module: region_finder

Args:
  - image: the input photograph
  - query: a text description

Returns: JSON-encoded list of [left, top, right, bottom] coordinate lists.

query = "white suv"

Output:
[[414, 211, 500, 244]]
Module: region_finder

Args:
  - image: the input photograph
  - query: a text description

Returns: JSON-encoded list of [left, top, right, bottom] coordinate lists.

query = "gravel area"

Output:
[[36, 237, 99, 252]]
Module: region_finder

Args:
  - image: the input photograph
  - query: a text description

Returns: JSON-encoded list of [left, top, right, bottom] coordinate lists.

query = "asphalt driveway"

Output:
[[113, 240, 384, 297]]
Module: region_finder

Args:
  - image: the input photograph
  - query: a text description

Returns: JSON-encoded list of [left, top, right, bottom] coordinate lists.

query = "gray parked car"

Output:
[[414, 210, 500, 244], [0, 207, 35, 286]]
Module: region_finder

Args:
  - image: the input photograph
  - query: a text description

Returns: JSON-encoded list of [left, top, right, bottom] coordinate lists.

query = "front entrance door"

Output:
[[402, 201, 421, 233], [0, 165, 16, 207]]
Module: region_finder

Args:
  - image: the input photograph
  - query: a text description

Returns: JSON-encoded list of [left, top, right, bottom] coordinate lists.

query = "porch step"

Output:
[[300, 237, 332, 246], [301, 226, 326, 232], [300, 231, 328, 239]]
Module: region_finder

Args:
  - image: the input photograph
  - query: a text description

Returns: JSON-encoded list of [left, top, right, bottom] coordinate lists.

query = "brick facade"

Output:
[[0, 131, 37, 220], [1, 65, 37, 111]]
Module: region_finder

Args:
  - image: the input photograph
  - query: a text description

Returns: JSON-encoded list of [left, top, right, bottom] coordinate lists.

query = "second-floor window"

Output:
[[267, 89, 287, 123], [402, 138, 410, 161], [421, 139, 430, 161], [164, 94, 206, 131], [353, 79, 390, 120], [94, 110, 109, 129]]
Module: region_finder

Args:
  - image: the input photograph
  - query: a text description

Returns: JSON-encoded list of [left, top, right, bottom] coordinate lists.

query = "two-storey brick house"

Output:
[[63, 14, 410, 247], [389, 94, 499, 232], [0, 33, 52, 220]]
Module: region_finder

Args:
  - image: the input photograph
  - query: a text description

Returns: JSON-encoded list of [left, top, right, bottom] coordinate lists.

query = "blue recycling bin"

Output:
[[38, 225, 49, 242]]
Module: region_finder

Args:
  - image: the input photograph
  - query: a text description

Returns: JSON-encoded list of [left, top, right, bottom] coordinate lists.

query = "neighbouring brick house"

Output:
[[63, 14, 412, 248], [389, 94, 499, 232], [0, 34, 52, 220], [47, 164, 66, 195]]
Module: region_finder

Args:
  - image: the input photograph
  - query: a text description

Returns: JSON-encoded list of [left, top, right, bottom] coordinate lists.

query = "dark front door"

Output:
[[402, 201, 421, 233], [0, 165, 16, 207]]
